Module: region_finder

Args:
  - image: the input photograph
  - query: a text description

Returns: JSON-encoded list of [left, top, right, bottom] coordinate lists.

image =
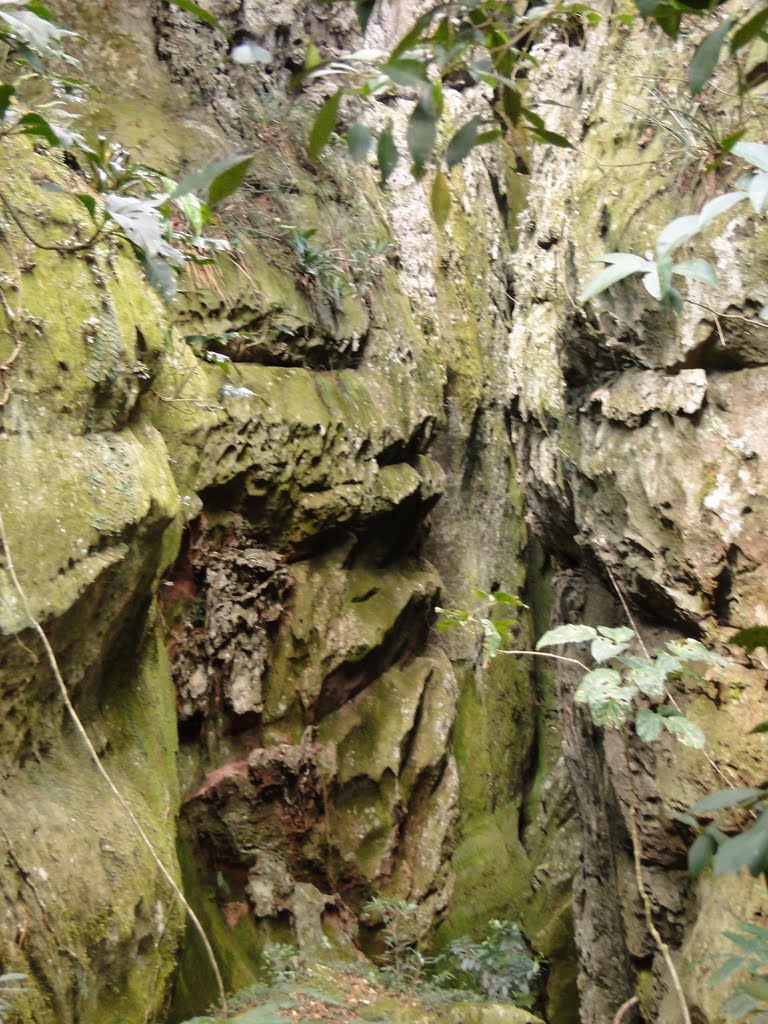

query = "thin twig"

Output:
[[685, 298, 768, 331], [497, 649, 591, 672], [628, 800, 691, 1024], [613, 994, 639, 1024], [0, 189, 105, 254], [0, 513, 228, 1015]]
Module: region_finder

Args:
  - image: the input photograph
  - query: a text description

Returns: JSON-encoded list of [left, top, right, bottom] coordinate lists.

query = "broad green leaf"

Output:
[[492, 591, 525, 607], [689, 18, 732, 94], [530, 125, 573, 148], [673, 258, 718, 287], [377, 124, 399, 185], [171, 153, 254, 203], [445, 115, 483, 169], [75, 193, 98, 219], [576, 667, 634, 706], [665, 638, 730, 667], [732, 6, 768, 50], [536, 624, 597, 649], [692, 787, 765, 814], [346, 121, 371, 161], [597, 626, 635, 643], [591, 698, 633, 727], [382, 58, 428, 88], [743, 978, 768, 1003], [709, 955, 747, 987], [664, 716, 705, 748], [733, 141, 768, 173], [722, 991, 759, 1020], [732, 626, 768, 653], [748, 172, 768, 214], [579, 259, 649, 301], [309, 91, 342, 162], [751, 720, 768, 735], [407, 86, 439, 172], [0, 83, 14, 120], [656, 214, 701, 258], [16, 111, 68, 146], [230, 39, 272, 64], [480, 617, 502, 659], [142, 252, 177, 303], [626, 661, 667, 699], [431, 169, 451, 227], [636, 707, 664, 743], [162, 0, 220, 28], [713, 815, 768, 877], [355, 0, 376, 32], [698, 190, 749, 228], [0, 7, 75, 56], [688, 831, 716, 877], [591, 635, 631, 662]]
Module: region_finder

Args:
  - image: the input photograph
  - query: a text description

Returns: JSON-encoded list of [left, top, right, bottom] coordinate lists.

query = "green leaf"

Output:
[[688, 831, 716, 877], [480, 617, 502, 659], [656, 214, 701, 258], [751, 720, 768, 735], [492, 591, 525, 607], [722, 991, 759, 1020], [536, 624, 597, 649], [377, 126, 399, 186], [591, 635, 631, 662], [576, 667, 635, 707], [664, 638, 730, 667], [625, 661, 667, 699], [579, 254, 652, 301], [0, 82, 14, 120], [663, 716, 705, 748], [500, 86, 522, 126], [171, 153, 254, 204], [698, 190, 749, 228], [732, 626, 768, 653], [407, 86, 439, 172], [591, 698, 633, 727], [748, 172, 768, 214], [355, 0, 377, 32], [732, 6, 768, 50], [714, 816, 768, 878], [598, 626, 635, 643], [692, 787, 765, 814], [346, 121, 371, 161], [75, 193, 98, 219], [445, 115, 483, 169], [15, 111, 65, 147], [673, 258, 718, 287], [689, 18, 732, 94], [142, 252, 178, 303], [636, 707, 665, 743], [732, 141, 768, 173], [709, 955, 747, 987], [162, 0, 220, 28], [530, 125, 573, 148], [431, 169, 451, 228], [309, 91, 342, 162], [743, 978, 768, 1003], [382, 58, 428, 88]]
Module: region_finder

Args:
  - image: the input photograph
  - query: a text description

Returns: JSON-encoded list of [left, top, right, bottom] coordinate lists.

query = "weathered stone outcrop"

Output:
[[508, 15, 768, 1023], [0, 2, 555, 1022]]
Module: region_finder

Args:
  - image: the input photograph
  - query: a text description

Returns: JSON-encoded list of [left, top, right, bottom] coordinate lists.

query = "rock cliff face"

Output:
[[1, 3, 767, 1024]]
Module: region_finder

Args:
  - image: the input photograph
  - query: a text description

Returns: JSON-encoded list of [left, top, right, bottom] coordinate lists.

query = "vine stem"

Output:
[[0, 512, 228, 1016], [497, 648, 591, 672], [628, 799, 691, 1024], [613, 995, 639, 1024], [0, 189, 105, 253]]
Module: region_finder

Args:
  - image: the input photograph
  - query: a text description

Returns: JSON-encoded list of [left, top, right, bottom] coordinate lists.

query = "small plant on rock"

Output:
[[448, 920, 540, 1006]]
